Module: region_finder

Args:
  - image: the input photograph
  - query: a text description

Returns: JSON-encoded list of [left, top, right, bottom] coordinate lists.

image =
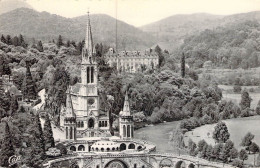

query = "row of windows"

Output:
[[99, 121, 108, 127], [122, 125, 134, 138]]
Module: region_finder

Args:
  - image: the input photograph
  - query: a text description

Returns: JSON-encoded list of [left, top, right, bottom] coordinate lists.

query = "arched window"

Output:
[[66, 127, 68, 139], [99, 121, 101, 127], [70, 146, 76, 151], [137, 146, 142, 150], [78, 145, 85, 151], [101, 148, 104, 152], [81, 121, 84, 128], [131, 125, 134, 138], [96, 148, 98, 151], [102, 121, 104, 127], [91, 67, 94, 83], [120, 143, 126, 151], [107, 148, 110, 151], [134, 164, 137, 168], [105, 121, 107, 127], [127, 125, 130, 137], [123, 125, 126, 137], [128, 143, 135, 149], [112, 147, 115, 151], [70, 127, 73, 139], [87, 67, 90, 83]]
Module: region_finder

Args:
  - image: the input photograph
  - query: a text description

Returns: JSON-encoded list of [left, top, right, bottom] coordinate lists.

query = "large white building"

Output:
[[105, 48, 159, 73]]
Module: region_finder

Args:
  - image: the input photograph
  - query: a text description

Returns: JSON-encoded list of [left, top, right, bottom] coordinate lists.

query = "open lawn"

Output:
[[184, 116, 260, 165]]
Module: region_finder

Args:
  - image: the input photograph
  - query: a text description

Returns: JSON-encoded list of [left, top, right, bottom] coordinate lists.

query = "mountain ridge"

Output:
[[0, 8, 156, 50]]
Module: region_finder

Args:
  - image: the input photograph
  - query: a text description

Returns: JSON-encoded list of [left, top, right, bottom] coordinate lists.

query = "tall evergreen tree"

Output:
[[0, 122, 15, 167], [213, 121, 230, 143], [18, 34, 24, 46], [155, 45, 165, 67], [1, 35, 6, 43], [12, 36, 19, 46], [9, 96, 18, 116], [239, 90, 252, 110], [181, 52, 185, 78], [6, 35, 12, 45], [23, 64, 37, 101], [57, 35, 63, 48], [66, 40, 71, 47], [37, 41, 44, 52], [43, 114, 55, 150], [27, 114, 45, 167]]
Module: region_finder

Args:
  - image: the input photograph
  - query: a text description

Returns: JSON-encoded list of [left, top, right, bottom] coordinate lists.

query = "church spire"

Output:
[[82, 10, 94, 64], [122, 91, 131, 115]]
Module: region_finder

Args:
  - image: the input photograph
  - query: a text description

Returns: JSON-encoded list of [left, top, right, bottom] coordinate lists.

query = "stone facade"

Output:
[[105, 48, 159, 73]]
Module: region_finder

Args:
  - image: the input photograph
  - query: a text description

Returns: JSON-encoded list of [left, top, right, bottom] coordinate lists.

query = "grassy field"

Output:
[[184, 116, 260, 165]]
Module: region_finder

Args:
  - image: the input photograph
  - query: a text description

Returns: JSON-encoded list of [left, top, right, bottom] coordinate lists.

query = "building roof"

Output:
[[9, 85, 22, 96]]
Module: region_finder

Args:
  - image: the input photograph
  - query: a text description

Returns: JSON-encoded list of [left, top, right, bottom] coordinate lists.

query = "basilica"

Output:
[[59, 12, 134, 141]]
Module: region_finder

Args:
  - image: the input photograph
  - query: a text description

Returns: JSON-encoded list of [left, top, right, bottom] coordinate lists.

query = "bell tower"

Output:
[[64, 87, 77, 140], [78, 11, 99, 117], [119, 92, 134, 139]]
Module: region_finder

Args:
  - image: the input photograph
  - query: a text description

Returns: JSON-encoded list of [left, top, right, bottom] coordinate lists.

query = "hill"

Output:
[[0, 8, 156, 50], [141, 12, 260, 52], [0, 0, 33, 15]]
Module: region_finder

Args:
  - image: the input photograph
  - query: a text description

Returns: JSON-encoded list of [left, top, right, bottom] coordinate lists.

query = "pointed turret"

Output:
[[82, 11, 95, 64], [66, 86, 76, 117], [122, 91, 130, 115]]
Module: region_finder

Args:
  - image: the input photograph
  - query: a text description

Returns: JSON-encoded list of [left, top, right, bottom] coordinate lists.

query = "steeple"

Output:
[[66, 86, 76, 117], [82, 10, 94, 64], [122, 91, 131, 116]]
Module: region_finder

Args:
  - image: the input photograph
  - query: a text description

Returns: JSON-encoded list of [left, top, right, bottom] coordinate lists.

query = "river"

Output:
[[135, 121, 180, 153]]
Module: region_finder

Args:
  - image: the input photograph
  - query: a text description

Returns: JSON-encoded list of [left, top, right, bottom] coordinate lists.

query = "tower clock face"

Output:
[[88, 98, 95, 105]]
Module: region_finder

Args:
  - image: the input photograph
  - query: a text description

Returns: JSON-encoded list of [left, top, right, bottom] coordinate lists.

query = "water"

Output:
[[135, 121, 180, 153]]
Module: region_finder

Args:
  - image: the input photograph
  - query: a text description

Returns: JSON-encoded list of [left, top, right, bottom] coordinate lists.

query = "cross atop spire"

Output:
[[82, 10, 94, 64]]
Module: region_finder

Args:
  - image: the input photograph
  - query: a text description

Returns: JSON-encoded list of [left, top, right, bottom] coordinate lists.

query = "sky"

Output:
[[23, 0, 260, 27]]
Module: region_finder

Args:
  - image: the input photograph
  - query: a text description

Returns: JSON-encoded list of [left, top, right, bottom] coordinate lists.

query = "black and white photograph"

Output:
[[0, 0, 260, 167]]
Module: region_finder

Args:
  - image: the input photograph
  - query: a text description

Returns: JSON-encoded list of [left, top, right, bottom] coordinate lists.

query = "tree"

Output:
[[1, 34, 6, 43], [249, 142, 259, 154], [213, 121, 230, 143], [239, 149, 248, 163], [26, 114, 45, 167], [57, 35, 63, 48], [12, 36, 19, 46], [37, 40, 44, 52], [6, 35, 12, 45], [188, 139, 197, 156], [43, 114, 55, 150], [23, 64, 37, 100], [9, 96, 18, 116], [0, 122, 15, 167], [241, 132, 254, 148], [155, 45, 165, 67], [221, 140, 235, 163], [181, 52, 185, 78], [56, 143, 67, 155], [239, 90, 252, 110], [255, 100, 260, 115], [230, 148, 238, 161], [66, 40, 71, 47]]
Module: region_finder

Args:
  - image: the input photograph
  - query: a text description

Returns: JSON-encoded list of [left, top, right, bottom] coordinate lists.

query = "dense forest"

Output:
[[181, 20, 260, 69]]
